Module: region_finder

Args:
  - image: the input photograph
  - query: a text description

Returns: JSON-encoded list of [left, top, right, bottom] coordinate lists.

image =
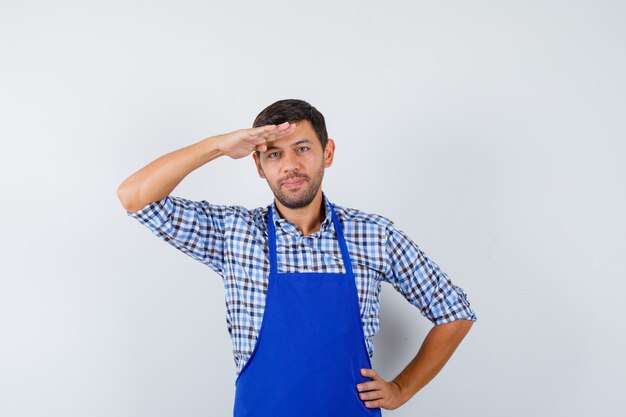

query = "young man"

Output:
[[117, 99, 477, 416]]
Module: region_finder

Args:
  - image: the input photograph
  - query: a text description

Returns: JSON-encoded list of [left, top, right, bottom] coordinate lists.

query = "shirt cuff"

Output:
[[429, 285, 478, 325], [126, 196, 175, 230]]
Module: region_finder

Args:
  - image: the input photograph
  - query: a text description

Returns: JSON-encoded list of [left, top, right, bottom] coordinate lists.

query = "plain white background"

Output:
[[1, 0, 625, 416]]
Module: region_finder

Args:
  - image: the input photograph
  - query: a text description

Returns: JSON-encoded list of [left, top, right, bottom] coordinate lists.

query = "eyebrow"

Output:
[[265, 139, 313, 152]]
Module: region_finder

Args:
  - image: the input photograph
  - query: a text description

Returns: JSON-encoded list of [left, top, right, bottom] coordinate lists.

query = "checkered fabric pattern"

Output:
[[127, 192, 477, 376]]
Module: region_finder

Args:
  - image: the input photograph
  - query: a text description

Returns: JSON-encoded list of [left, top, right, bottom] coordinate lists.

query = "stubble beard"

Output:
[[269, 164, 325, 209]]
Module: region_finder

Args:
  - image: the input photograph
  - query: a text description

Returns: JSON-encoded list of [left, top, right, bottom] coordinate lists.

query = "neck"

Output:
[[274, 190, 325, 236]]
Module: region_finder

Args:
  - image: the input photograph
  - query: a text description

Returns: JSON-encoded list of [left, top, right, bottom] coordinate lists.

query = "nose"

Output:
[[281, 150, 301, 173]]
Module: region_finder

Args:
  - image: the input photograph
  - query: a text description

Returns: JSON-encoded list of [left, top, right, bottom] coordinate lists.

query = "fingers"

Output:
[[249, 121, 296, 141], [357, 369, 384, 402], [248, 124, 283, 137], [364, 399, 383, 408], [356, 368, 397, 409], [357, 383, 384, 399], [264, 124, 296, 141], [356, 380, 381, 392], [355, 368, 406, 410], [357, 383, 386, 409], [239, 122, 296, 154], [360, 368, 380, 380]]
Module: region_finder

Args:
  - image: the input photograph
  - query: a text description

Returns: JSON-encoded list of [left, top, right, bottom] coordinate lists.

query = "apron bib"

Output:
[[233, 201, 382, 417]]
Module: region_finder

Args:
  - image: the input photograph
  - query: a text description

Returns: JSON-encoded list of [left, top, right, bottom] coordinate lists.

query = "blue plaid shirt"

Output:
[[127, 192, 476, 375]]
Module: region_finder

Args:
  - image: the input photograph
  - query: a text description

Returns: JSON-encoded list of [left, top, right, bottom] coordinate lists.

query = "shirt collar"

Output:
[[270, 192, 334, 237]]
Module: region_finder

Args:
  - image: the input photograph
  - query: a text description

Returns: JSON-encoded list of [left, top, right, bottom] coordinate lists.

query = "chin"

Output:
[[277, 190, 318, 209]]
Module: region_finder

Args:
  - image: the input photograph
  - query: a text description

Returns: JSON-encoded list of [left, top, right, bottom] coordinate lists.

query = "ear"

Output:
[[323, 138, 335, 168], [252, 152, 266, 179]]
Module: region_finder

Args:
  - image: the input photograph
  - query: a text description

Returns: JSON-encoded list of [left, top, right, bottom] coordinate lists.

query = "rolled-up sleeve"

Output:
[[383, 225, 477, 324], [126, 195, 228, 275]]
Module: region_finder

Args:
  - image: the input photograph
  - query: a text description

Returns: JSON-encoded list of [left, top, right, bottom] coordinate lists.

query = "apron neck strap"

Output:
[[267, 201, 354, 276]]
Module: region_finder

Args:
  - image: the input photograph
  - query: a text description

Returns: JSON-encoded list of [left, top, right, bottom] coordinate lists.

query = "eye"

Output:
[[297, 146, 309, 153], [268, 152, 280, 159]]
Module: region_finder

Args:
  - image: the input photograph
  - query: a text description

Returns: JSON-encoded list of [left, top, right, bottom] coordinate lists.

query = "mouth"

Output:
[[281, 177, 307, 189]]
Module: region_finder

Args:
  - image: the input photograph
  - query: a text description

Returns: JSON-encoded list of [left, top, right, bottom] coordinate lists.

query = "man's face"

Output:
[[252, 119, 334, 209]]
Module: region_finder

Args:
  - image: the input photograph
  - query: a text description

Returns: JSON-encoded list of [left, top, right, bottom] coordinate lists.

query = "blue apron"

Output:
[[233, 201, 383, 417]]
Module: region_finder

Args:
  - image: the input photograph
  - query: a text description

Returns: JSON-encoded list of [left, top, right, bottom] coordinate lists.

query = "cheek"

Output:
[[261, 165, 279, 181]]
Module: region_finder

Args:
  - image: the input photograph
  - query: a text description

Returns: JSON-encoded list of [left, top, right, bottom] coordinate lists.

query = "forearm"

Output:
[[392, 319, 474, 403], [117, 134, 225, 213]]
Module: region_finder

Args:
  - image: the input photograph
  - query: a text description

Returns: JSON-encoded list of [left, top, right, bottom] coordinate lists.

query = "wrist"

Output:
[[391, 379, 412, 404], [201, 134, 226, 159]]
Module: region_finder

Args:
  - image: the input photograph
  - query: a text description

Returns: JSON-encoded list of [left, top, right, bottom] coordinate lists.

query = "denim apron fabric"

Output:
[[233, 201, 382, 417]]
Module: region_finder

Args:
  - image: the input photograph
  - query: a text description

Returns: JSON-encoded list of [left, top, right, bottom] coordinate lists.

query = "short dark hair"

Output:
[[253, 99, 328, 149]]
